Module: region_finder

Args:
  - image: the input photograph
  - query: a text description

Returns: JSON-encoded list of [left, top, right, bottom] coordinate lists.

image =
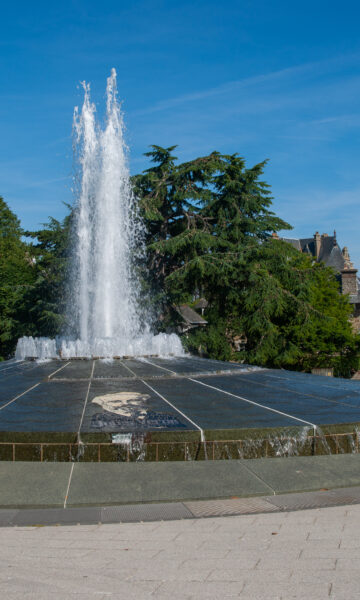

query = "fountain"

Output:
[[8, 72, 360, 467], [15, 69, 183, 360]]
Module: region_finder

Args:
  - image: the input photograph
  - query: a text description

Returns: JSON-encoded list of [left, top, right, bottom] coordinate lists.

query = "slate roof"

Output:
[[281, 234, 346, 273], [280, 238, 301, 251], [324, 244, 346, 272], [280, 231, 360, 306], [175, 304, 207, 325], [193, 298, 208, 310], [299, 237, 315, 254]]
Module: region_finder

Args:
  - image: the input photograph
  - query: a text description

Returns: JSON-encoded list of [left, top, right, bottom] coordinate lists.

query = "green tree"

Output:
[[23, 211, 72, 337], [133, 146, 219, 281], [0, 197, 35, 359], [136, 148, 359, 377], [132, 145, 221, 322], [234, 239, 358, 376]]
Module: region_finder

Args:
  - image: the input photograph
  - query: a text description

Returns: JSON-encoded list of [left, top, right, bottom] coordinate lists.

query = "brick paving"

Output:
[[1, 503, 360, 599]]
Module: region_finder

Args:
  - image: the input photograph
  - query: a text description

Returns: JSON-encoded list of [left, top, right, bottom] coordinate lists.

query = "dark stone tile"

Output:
[[0, 380, 88, 433], [120, 359, 165, 378], [147, 377, 300, 430], [148, 356, 255, 376], [0, 361, 66, 406], [81, 378, 191, 434], [93, 359, 134, 379], [54, 360, 94, 379]]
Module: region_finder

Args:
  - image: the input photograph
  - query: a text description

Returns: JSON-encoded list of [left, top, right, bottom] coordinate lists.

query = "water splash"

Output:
[[15, 70, 183, 360]]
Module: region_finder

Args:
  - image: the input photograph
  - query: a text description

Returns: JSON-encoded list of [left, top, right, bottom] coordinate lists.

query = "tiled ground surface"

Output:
[[1, 502, 359, 599], [2, 357, 360, 437]]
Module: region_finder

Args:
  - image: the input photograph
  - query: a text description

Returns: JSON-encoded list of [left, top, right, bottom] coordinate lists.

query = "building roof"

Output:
[[324, 244, 346, 272], [280, 237, 301, 251], [299, 237, 315, 253], [193, 298, 208, 310], [279, 230, 360, 305], [281, 232, 346, 273], [175, 304, 208, 325]]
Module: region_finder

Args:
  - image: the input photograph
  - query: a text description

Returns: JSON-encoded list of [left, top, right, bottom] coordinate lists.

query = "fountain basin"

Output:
[[1, 356, 360, 462]]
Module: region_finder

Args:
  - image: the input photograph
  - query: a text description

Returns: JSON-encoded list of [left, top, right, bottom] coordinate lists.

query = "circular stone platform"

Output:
[[1, 356, 360, 461]]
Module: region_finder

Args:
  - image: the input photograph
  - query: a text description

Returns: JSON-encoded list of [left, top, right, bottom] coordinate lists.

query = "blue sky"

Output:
[[1, 0, 360, 264]]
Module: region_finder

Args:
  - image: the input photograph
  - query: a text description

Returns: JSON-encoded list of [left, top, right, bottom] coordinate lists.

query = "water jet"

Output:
[[16, 69, 182, 360]]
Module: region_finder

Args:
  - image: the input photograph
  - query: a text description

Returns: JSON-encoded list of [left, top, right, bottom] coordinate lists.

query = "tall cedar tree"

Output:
[[134, 147, 359, 376]]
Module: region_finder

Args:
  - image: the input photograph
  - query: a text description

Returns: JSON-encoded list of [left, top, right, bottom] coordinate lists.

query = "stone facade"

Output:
[[276, 231, 360, 333], [341, 268, 358, 295]]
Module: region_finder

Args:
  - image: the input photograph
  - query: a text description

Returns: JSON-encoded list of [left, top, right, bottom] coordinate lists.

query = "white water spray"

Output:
[[16, 70, 183, 359]]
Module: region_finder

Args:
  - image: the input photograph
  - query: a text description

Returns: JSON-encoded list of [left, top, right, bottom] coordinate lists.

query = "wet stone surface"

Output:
[[1, 357, 360, 460]]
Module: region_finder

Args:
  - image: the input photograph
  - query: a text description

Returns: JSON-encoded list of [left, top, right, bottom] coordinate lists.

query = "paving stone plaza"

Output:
[[1, 501, 360, 599], [2, 356, 360, 598]]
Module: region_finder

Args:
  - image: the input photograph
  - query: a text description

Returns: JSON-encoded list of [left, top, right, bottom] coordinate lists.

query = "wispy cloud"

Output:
[[131, 67, 304, 116], [308, 114, 360, 127], [275, 187, 360, 234], [276, 186, 360, 255], [278, 134, 332, 142], [22, 176, 71, 189], [45, 135, 71, 149], [131, 53, 360, 117]]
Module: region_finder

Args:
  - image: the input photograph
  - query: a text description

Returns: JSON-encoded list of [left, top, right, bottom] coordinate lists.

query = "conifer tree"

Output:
[[136, 148, 359, 376], [23, 213, 72, 337], [0, 197, 35, 358]]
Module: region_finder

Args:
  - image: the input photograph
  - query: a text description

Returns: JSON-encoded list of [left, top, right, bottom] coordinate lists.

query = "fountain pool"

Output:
[[1, 356, 360, 462]]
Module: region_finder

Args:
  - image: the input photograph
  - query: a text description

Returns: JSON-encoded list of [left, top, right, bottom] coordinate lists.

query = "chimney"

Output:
[[342, 246, 351, 268], [314, 231, 321, 259], [341, 248, 358, 295]]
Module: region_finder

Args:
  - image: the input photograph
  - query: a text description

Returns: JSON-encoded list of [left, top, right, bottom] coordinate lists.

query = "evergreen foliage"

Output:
[[22, 212, 72, 338], [0, 197, 35, 359], [134, 147, 359, 377], [0, 197, 71, 359], [1, 145, 359, 376]]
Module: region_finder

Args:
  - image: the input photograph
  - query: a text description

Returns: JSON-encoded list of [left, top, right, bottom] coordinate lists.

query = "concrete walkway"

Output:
[[1, 502, 359, 599], [2, 454, 360, 508]]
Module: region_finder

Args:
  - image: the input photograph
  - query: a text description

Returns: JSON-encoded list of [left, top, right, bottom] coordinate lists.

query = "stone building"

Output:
[[273, 231, 360, 332]]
